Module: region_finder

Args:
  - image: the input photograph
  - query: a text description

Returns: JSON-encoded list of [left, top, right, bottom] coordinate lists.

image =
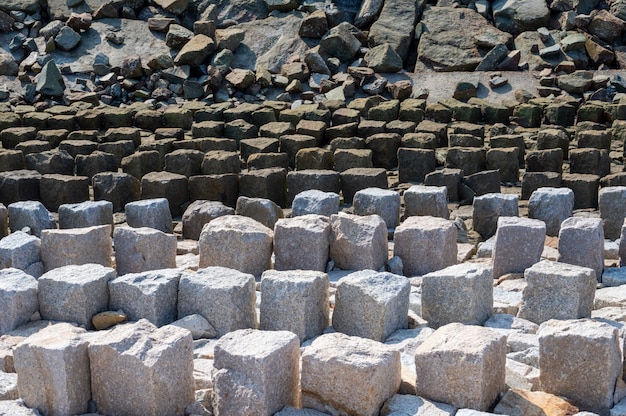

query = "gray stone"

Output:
[[538, 319, 621, 415], [393, 216, 457, 277], [421, 263, 493, 329], [41, 225, 113, 271], [0, 400, 41, 415], [621, 219, 626, 267], [7, 200, 55, 237], [353, 187, 400, 229], [414, 323, 507, 411], [109, 269, 184, 327], [528, 187, 574, 237], [14, 324, 90, 416], [0, 268, 38, 335], [329, 214, 388, 271], [212, 329, 300, 416], [319, 22, 361, 62], [114, 227, 176, 276], [170, 314, 216, 339], [472, 193, 519, 239], [0, 231, 41, 277], [235, 196, 283, 229], [403, 185, 449, 219], [273, 215, 331, 272], [558, 217, 604, 281], [182, 200, 234, 240], [35, 60, 65, 96], [517, 260, 596, 324], [333, 270, 410, 342], [355, 0, 384, 28], [199, 215, 273, 277], [601, 267, 626, 287], [0, 371, 17, 400], [178, 266, 256, 337], [260, 270, 329, 342], [54, 26, 81, 51], [599, 186, 626, 240], [492, 217, 546, 279], [364, 43, 403, 73], [291, 190, 339, 217], [58, 200, 113, 230], [492, 0, 551, 35], [301, 332, 401, 416], [88, 319, 194, 416], [125, 198, 173, 234], [368, 0, 419, 61], [381, 395, 456, 416]]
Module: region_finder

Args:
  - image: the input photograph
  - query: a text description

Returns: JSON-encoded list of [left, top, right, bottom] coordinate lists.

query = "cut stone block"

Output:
[[178, 266, 256, 337], [333, 270, 410, 341], [260, 270, 329, 342], [301, 332, 401, 416], [0, 170, 41, 207], [286, 169, 341, 205], [528, 187, 574, 236], [329, 213, 388, 271], [39, 174, 89, 212], [7, 200, 56, 237], [622, 220, 626, 267], [235, 196, 284, 229], [38, 264, 115, 329], [339, 168, 388, 203], [414, 323, 507, 411], [464, 170, 501, 197], [41, 225, 113, 271], [239, 167, 287, 208], [424, 168, 462, 202], [125, 198, 173, 234], [403, 185, 449, 219], [0, 231, 42, 277], [189, 174, 239, 208], [212, 329, 300, 416], [599, 186, 626, 240], [182, 200, 234, 240], [492, 217, 546, 279], [521, 171, 561, 200], [421, 263, 493, 329], [397, 148, 437, 183], [199, 215, 273, 277], [472, 193, 519, 239], [14, 324, 90, 416], [538, 319, 622, 415], [393, 216, 457, 276], [558, 217, 604, 281], [493, 389, 580, 416], [92, 172, 140, 212], [109, 268, 184, 327], [0, 268, 38, 335], [561, 173, 600, 209], [141, 171, 190, 217], [114, 227, 176, 276], [292, 189, 340, 217], [353, 187, 400, 228], [517, 260, 596, 324], [88, 320, 194, 416], [273, 215, 331, 272], [58, 200, 113, 230]]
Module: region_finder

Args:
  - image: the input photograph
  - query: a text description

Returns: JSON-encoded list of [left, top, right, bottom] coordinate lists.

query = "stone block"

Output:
[[286, 169, 341, 205], [141, 171, 190, 217], [558, 217, 604, 281], [25, 149, 74, 176], [621, 220, 626, 267], [329, 213, 388, 271], [517, 261, 596, 324], [421, 263, 493, 329], [333, 270, 410, 341], [295, 148, 334, 170], [75, 150, 119, 179], [125, 198, 173, 234], [291, 190, 340, 217], [8, 200, 56, 237], [240, 138, 279, 163], [213, 329, 300, 415], [178, 266, 256, 337], [0, 268, 38, 334], [333, 148, 373, 172], [472, 193, 519, 239], [247, 152, 290, 170], [39, 174, 90, 212], [521, 171, 562, 200], [599, 186, 626, 240], [239, 167, 287, 208], [525, 149, 564, 173], [301, 332, 401, 416], [58, 200, 113, 229], [366, 133, 401, 169], [273, 215, 331, 272], [492, 217, 546, 279], [182, 200, 234, 240], [92, 172, 140, 212], [121, 150, 161, 180], [353, 187, 400, 228], [0, 232, 42, 277], [280, 134, 317, 168], [201, 150, 240, 175], [561, 173, 600, 210], [189, 174, 239, 208], [394, 216, 457, 276], [424, 168, 463, 202], [14, 324, 90, 416], [404, 185, 449, 219], [165, 149, 204, 177], [88, 320, 194, 416], [41, 225, 113, 271], [38, 263, 115, 329], [260, 270, 329, 342], [528, 187, 574, 236], [235, 196, 284, 229], [569, 148, 610, 177], [463, 170, 501, 197], [486, 148, 519, 183], [340, 168, 388, 203], [490, 134, 525, 165], [0, 170, 41, 206], [445, 147, 487, 176], [538, 319, 622, 415], [114, 227, 177, 276], [414, 323, 507, 411], [397, 148, 436, 183], [109, 269, 184, 327]]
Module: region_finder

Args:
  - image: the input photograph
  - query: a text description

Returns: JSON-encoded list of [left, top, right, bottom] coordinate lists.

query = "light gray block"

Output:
[[125, 198, 173, 233], [0, 231, 42, 277], [113, 226, 177, 276], [599, 186, 626, 240], [0, 268, 38, 335], [404, 185, 449, 219], [291, 190, 340, 217], [8, 200, 56, 237], [41, 225, 113, 271], [528, 187, 574, 236], [182, 200, 234, 240], [492, 217, 545, 279], [273, 215, 330, 272], [58, 200, 113, 229], [558, 217, 604, 281], [329, 213, 388, 271], [353, 187, 401, 228]]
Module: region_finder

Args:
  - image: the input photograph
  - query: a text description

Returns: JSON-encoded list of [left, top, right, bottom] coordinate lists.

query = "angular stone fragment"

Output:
[[114, 227, 176, 276], [403, 185, 449, 219], [7, 200, 55, 237], [0, 268, 38, 335], [558, 217, 604, 282], [493, 388, 579, 416], [273, 215, 330, 272], [492, 217, 545, 279], [528, 187, 574, 237], [125, 198, 173, 234], [0, 231, 42, 277], [58, 200, 113, 229], [329, 213, 388, 271], [353, 187, 400, 229], [381, 395, 456, 416], [182, 200, 234, 240]]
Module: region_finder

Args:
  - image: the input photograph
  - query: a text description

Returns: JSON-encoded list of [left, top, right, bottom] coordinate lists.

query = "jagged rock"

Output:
[[0, 53, 18, 76], [368, 0, 420, 61], [299, 9, 328, 38], [35, 60, 65, 97], [364, 43, 403, 73], [265, 0, 298, 12], [320, 22, 361, 62], [54, 25, 81, 51], [492, 0, 551, 35], [355, 0, 384, 28], [174, 34, 215, 66], [154, 0, 189, 15]]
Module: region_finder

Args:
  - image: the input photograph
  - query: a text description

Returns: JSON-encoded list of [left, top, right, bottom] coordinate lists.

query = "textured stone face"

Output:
[[528, 187, 574, 236], [125, 198, 173, 234], [353, 187, 401, 228], [88, 320, 194, 416], [329, 213, 388, 271], [557, 217, 604, 281], [491, 216, 545, 279], [41, 225, 113, 271], [301, 332, 401, 416], [57, 200, 113, 230], [212, 329, 300, 416], [291, 190, 340, 217], [472, 193, 519, 240], [599, 186, 626, 240], [182, 200, 234, 240], [0, 231, 42, 277], [380, 395, 456, 416], [113, 226, 177, 276], [403, 185, 449, 219], [7, 200, 55, 237], [0, 268, 38, 334], [273, 215, 330, 272]]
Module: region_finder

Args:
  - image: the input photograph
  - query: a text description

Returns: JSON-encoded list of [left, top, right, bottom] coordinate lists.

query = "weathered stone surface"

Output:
[[0, 268, 38, 335], [114, 226, 177, 276], [273, 215, 330, 272], [394, 216, 457, 276], [125, 198, 173, 234], [0, 231, 41, 277], [404, 185, 449, 219], [320, 22, 361, 62], [301, 332, 401, 416], [170, 313, 215, 339], [93, 172, 140, 212], [88, 320, 194, 416], [558, 217, 604, 282], [58, 200, 113, 230], [329, 213, 388, 271], [14, 324, 90, 416], [472, 193, 519, 239], [599, 186, 626, 240], [235, 196, 283, 229], [41, 225, 113, 271], [182, 200, 234, 240], [492, 217, 545, 279], [538, 319, 621, 415], [422, 263, 493, 329], [528, 187, 574, 237], [492, 0, 551, 35], [364, 43, 403, 73], [518, 260, 596, 324], [381, 394, 456, 416], [178, 266, 256, 337], [92, 310, 126, 330], [38, 264, 114, 329], [353, 187, 400, 229], [333, 270, 410, 342], [493, 388, 580, 416], [414, 323, 507, 411], [368, 0, 419, 61], [7, 200, 55, 237], [0, 400, 41, 415], [213, 329, 300, 416], [291, 190, 340, 217]]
